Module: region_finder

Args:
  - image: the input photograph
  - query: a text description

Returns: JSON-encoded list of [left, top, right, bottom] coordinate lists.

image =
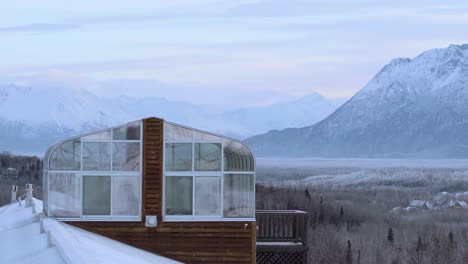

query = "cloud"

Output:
[[0, 23, 80, 34]]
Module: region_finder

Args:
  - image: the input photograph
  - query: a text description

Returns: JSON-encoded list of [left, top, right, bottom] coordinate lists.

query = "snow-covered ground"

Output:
[[0, 198, 181, 264]]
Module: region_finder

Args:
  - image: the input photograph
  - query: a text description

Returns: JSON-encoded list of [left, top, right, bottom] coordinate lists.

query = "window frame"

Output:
[[163, 122, 255, 222], [45, 121, 143, 222]]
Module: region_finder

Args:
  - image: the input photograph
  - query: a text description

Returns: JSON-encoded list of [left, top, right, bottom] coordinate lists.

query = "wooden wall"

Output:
[[67, 117, 256, 263]]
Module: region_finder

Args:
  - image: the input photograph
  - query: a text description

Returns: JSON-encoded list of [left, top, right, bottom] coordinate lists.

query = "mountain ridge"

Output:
[[245, 44, 468, 158], [0, 85, 344, 155]]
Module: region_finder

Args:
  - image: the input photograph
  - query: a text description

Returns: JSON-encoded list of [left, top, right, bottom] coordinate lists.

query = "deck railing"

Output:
[[256, 210, 308, 245]]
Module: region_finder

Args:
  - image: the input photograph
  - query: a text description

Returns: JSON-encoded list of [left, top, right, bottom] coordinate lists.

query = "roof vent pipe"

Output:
[[25, 184, 33, 208], [11, 185, 18, 203]]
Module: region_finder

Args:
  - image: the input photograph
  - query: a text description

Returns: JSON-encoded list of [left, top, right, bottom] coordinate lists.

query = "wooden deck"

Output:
[[256, 210, 308, 264]]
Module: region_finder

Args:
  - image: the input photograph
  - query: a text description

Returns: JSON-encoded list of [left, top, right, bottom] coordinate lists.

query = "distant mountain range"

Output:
[[0, 86, 344, 155], [245, 44, 468, 158]]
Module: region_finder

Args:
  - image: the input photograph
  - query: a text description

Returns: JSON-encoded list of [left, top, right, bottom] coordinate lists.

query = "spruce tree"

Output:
[[346, 240, 353, 264], [387, 227, 395, 246]]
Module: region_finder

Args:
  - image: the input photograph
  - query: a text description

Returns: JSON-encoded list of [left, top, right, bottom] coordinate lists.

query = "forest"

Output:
[[256, 161, 468, 264], [0, 152, 43, 206]]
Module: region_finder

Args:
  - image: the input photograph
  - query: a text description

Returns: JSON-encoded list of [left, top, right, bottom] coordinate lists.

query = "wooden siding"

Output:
[[66, 117, 255, 264]]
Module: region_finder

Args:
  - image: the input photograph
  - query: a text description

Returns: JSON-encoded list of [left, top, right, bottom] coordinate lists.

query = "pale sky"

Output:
[[2, 0, 468, 107]]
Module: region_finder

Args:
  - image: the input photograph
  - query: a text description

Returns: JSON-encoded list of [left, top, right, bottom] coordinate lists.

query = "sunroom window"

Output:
[[164, 122, 255, 221], [44, 122, 143, 221]]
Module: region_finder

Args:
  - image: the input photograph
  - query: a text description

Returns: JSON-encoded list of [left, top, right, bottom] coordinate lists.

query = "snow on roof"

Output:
[[0, 199, 181, 264]]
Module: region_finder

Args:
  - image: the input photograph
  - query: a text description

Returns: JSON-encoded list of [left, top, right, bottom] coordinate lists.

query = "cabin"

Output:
[[42, 117, 308, 264]]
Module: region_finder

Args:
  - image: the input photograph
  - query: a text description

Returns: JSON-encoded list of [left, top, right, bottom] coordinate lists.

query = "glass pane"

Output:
[[195, 143, 221, 171], [82, 130, 111, 140], [193, 130, 221, 141], [48, 173, 81, 217], [165, 123, 192, 141], [82, 142, 111, 171], [50, 139, 81, 170], [223, 139, 254, 172], [223, 174, 254, 218], [112, 142, 140, 171], [166, 176, 192, 215], [83, 176, 111, 215], [113, 123, 141, 140], [113, 176, 139, 216], [43, 170, 48, 215], [165, 143, 192, 171], [195, 177, 221, 216]]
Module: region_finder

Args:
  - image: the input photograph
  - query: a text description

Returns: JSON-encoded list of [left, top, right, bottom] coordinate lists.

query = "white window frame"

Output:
[[163, 122, 255, 222]]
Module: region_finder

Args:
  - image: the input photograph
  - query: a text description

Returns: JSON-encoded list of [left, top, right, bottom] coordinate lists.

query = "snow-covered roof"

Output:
[[0, 199, 181, 264]]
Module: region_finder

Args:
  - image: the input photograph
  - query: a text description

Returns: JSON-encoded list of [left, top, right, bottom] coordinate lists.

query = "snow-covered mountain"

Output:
[[245, 44, 468, 158], [0, 85, 344, 155]]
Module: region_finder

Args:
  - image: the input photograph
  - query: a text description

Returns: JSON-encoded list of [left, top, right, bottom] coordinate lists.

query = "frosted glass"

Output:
[[113, 123, 141, 140], [166, 176, 192, 215], [50, 139, 81, 170], [112, 176, 139, 216], [195, 177, 221, 216], [82, 142, 111, 171], [48, 173, 81, 217], [83, 176, 111, 215], [223, 139, 254, 172], [165, 123, 192, 141], [43, 170, 48, 215], [82, 130, 111, 140], [195, 143, 221, 171], [165, 143, 192, 171], [193, 130, 221, 141], [223, 174, 254, 218], [112, 142, 140, 171]]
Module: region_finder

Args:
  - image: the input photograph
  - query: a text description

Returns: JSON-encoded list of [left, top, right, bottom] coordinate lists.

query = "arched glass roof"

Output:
[[43, 121, 143, 220], [163, 121, 255, 220]]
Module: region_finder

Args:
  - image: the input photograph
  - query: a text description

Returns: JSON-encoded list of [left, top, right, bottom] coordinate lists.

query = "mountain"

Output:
[[0, 86, 132, 154], [0, 86, 344, 155], [245, 44, 468, 158], [223, 93, 346, 137]]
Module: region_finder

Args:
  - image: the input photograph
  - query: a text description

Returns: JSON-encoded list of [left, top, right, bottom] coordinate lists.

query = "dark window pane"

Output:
[[166, 176, 192, 215], [83, 176, 111, 215]]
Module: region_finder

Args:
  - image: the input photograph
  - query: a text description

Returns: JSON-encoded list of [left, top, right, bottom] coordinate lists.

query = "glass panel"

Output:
[[83, 176, 111, 215], [113, 123, 141, 140], [50, 139, 81, 171], [165, 123, 192, 141], [193, 130, 221, 141], [113, 176, 139, 216], [43, 170, 48, 215], [195, 177, 221, 216], [112, 142, 140, 171], [195, 143, 221, 171], [82, 130, 111, 140], [223, 139, 254, 172], [48, 173, 81, 217], [223, 174, 254, 218], [166, 176, 192, 215], [82, 142, 111, 171], [165, 143, 192, 171]]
